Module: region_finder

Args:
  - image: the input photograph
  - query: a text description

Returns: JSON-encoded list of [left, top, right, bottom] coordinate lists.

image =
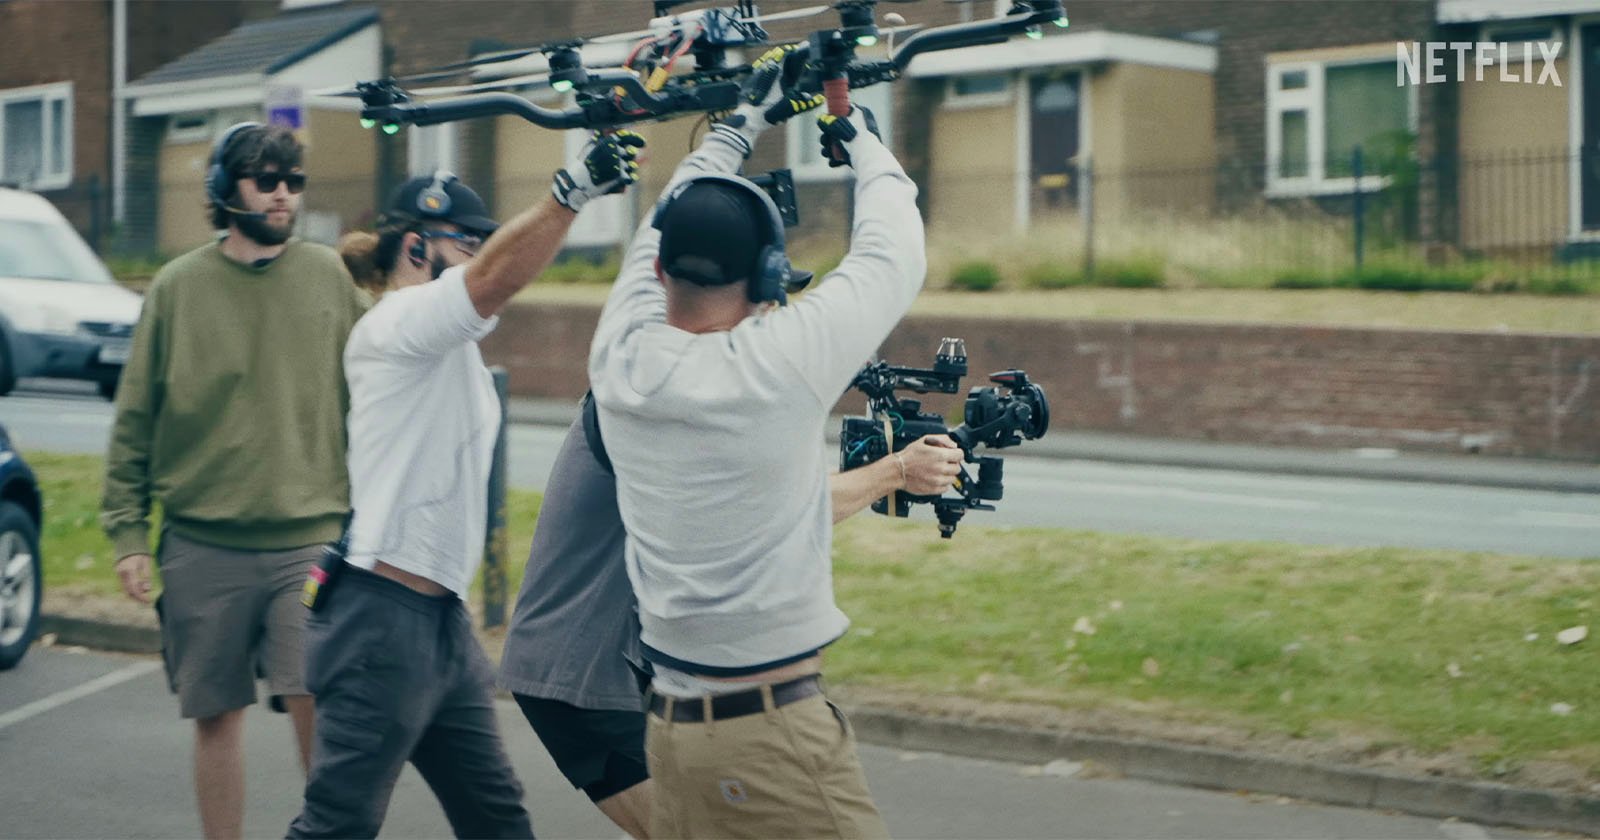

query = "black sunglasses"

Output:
[[247, 171, 307, 194]]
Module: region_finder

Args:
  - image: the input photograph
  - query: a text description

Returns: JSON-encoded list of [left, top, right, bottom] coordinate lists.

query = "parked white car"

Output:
[[0, 188, 142, 400]]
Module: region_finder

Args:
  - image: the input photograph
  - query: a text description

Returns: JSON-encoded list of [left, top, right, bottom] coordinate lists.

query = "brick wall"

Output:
[[0, 0, 111, 234], [0, 0, 264, 246], [480, 302, 1600, 462]]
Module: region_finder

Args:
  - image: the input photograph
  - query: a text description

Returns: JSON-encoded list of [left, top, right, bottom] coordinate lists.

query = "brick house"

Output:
[[0, 0, 267, 247], [37, 0, 1596, 264]]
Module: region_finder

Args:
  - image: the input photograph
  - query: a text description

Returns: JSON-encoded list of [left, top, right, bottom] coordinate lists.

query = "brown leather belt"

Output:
[[648, 674, 822, 723]]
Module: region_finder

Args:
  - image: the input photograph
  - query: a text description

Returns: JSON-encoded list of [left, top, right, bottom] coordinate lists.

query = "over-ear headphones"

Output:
[[205, 121, 263, 209], [416, 170, 456, 218], [652, 173, 793, 305]]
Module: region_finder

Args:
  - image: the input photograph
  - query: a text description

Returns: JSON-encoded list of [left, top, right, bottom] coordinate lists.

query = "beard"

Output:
[[234, 208, 296, 246]]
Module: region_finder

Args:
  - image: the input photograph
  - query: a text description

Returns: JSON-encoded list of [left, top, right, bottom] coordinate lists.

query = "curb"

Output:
[[505, 401, 1600, 495], [38, 614, 1600, 836], [40, 614, 160, 655], [844, 708, 1600, 837]]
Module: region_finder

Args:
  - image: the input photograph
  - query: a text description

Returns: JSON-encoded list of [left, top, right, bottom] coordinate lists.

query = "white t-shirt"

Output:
[[588, 126, 927, 671], [343, 266, 500, 597]]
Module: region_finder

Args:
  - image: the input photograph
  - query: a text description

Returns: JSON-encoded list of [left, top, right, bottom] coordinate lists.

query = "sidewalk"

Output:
[[508, 397, 1600, 494]]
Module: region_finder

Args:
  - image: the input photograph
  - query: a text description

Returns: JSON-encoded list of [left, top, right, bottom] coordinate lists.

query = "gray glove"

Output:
[[713, 43, 824, 156], [552, 130, 646, 212]]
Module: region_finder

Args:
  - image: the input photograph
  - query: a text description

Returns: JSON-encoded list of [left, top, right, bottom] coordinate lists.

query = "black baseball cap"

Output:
[[385, 175, 499, 236], [656, 181, 770, 286]]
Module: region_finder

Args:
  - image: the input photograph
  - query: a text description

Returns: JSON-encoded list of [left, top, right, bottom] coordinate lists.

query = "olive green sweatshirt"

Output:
[[101, 239, 369, 560]]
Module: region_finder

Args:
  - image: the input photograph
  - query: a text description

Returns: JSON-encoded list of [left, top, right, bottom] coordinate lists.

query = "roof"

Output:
[[131, 5, 378, 87], [906, 30, 1217, 79], [1438, 0, 1600, 23]]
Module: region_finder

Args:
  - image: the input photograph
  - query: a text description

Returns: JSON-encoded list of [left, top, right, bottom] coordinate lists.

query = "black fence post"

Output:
[[482, 366, 509, 629], [1081, 156, 1095, 284], [1352, 145, 1365, 272], [88, 173, 104, 256]]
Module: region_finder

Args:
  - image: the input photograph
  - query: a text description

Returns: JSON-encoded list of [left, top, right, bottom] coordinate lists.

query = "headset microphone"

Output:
[[222, 205, 269, 222], [206, 122, 270, 223]]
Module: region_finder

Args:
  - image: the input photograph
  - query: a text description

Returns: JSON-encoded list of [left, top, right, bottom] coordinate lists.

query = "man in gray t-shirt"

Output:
[[501, 401, 960, 839]]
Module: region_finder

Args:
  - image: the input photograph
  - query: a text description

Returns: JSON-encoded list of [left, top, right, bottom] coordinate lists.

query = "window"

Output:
[[1481, 23, 1561, 62], [408, 123, 457, 176], [0, 83, 72, 190], [1266, 58, 1412, 195], [946, 72, 1012, 108], [787, 83, 893, 181]]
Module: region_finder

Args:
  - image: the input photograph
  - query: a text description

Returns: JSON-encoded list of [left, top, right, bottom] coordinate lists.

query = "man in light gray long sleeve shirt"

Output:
[[588, 44, 925, 840]]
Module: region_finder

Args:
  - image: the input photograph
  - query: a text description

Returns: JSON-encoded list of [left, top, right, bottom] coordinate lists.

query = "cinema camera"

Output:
[[839, 338, 1049, 538]]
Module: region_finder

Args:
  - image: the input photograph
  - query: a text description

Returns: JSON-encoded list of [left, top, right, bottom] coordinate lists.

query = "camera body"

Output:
[[839, 338, 1048, 537]]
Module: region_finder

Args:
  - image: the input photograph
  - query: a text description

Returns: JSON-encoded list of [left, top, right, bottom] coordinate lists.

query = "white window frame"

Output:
[[1265, 56, 1417, 198], [786, 83, 894, 182], [1481, 21, 1563, 62], [407, 122, 458, 176], [945, 72, 1014, 109], [0, 81, 73, 191], [1568, 15, 1600, 241]]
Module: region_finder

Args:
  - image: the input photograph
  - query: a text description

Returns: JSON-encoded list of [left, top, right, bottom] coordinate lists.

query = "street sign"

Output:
[[265, 85, 304, 130]]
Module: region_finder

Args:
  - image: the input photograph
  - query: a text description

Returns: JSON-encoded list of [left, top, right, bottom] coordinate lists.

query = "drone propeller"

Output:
[[589, 3, 830, 45], [407, 72, 557, 98], [430, 38, 586, 74]]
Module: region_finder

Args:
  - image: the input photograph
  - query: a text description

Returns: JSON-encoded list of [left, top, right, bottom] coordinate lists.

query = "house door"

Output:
[[1030, 73, 1081, 212], [1583, 24, 1600, 231]]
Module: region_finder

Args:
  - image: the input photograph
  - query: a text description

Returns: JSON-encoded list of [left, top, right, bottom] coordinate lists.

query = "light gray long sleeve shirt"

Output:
[[588, 124, 927, 672]]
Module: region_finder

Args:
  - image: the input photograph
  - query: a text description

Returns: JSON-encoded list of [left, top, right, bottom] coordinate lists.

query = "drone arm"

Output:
[[890, 11, 1043, 72], [364, 93, 586, 129]]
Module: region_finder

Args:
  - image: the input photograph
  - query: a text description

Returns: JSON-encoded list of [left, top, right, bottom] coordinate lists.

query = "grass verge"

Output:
[[31, 453, 1600, 785], [513, 283, 1600, 335]]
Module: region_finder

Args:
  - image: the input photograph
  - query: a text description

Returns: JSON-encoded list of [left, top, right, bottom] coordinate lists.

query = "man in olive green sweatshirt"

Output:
[[101, 123, 367, 840]]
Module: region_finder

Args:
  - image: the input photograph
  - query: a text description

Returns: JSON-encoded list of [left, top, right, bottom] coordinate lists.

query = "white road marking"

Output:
[[0, 660, 162, 732], [1041, 479, 1324, 511], [1515, 510, 1600, 529], [1437, 820, 1491, 840]]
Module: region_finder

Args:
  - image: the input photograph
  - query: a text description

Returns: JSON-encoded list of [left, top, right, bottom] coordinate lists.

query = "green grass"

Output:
[[827, 518, 1600, 773], [33, 453, 1600, 777], [512, 268, 1600, 335], [31, 453, 543, 600]]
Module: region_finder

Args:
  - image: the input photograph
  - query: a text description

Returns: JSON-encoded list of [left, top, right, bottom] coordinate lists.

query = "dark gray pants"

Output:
[[287, 566, 534, 839]]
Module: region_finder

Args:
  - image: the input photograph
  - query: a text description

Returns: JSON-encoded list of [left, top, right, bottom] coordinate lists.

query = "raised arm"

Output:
[[763, 107, 928, 404], [464, 131, 644, 319]]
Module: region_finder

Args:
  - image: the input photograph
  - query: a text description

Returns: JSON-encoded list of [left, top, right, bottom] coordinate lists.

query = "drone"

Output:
[[314, 0, 1069, 133]]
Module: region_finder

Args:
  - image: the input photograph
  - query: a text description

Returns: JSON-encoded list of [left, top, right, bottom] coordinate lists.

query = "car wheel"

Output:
[[0, 501, 42, 670], [98, 377, 118, 401]]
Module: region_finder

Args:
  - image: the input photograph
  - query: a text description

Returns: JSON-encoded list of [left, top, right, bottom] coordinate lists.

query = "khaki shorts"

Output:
[[646, 686, 889, 840], [155, 530, 320, 720]]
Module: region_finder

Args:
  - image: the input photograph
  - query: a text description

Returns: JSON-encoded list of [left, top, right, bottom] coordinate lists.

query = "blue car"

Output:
[[0, 421, 42, 669]]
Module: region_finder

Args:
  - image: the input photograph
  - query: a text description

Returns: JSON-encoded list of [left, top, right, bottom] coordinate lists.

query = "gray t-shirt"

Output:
[[499, 416, 646, 712]]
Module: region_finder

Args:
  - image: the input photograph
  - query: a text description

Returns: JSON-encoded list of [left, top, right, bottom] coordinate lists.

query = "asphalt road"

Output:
[[0, 647, 1537, 840], [3, 384, 1596, 557]]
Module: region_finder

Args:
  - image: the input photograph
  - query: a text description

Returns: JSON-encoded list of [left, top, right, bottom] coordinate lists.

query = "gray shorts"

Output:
[[155, 529, 321, 720]]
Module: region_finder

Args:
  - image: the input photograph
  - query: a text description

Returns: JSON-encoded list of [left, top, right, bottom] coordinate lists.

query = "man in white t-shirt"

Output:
[[588, 43, 925, 839], [287, 131, 644, 839]]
